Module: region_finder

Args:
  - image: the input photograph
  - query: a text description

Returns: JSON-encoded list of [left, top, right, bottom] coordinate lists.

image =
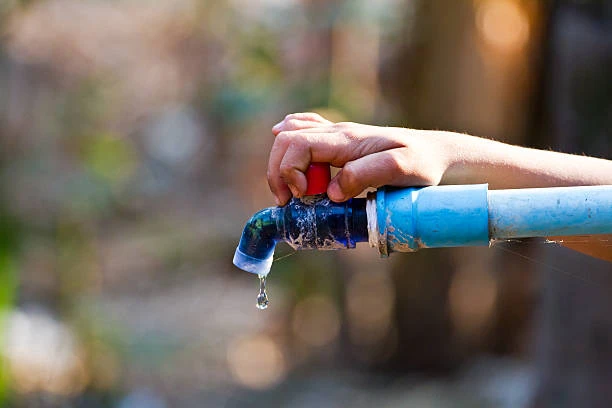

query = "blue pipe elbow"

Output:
[[233, 207, 281, 276]]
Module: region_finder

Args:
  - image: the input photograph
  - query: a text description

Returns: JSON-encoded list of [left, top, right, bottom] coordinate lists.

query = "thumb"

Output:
[[327, 148, 435, 202]]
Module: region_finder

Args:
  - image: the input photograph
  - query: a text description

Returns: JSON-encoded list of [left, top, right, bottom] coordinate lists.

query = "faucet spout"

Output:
[[233, 206, 282, 276], [233, 197, 369, 276]]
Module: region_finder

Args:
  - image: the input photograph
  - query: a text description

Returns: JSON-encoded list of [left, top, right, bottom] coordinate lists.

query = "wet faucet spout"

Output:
[[233, 207, 282, 276], [233, 197, 369, 276]]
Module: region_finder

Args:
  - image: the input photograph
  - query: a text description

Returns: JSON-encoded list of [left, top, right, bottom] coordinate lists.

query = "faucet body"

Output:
[[233, 196, 368, 275], [234, 184, 612, 274]]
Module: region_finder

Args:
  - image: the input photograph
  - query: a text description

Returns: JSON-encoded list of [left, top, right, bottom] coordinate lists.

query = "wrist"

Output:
[[431, 131, 471, 185], [438, 132, 503, 186]]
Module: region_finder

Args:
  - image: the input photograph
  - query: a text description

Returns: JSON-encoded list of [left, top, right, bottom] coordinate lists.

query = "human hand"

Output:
[[268, 113, 612, 262], [268, 112, 455, 205]]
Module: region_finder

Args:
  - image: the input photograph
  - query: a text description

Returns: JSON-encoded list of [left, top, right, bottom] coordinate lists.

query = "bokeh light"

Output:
[[476, 0, 530, 52], [226, 334, 286, 390], [2, 309, 89, 396], [291, 294, 341, 347]]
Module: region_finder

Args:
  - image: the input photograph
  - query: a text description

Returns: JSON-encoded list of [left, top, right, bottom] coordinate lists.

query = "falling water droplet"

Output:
[[256, 275, 269, 310]]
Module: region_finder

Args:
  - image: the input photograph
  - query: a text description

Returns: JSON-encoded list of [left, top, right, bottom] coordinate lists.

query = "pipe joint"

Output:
[[371, 184, 490, 255]]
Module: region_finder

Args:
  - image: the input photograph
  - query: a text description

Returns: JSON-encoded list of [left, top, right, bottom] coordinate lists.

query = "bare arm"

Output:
[[268, 113, 612, 202], [268, 113, 612, 260], [441, 134, 612, 189]]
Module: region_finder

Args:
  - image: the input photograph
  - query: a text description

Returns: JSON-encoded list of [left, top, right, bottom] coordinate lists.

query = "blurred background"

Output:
[[0, 0, 610, 407]]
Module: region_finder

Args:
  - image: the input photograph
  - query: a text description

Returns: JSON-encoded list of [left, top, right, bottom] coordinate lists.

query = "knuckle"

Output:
[[343, 130, 358, 142], [279, 163, 294, 179], [334, 123, 358, 141], [385, 150, 407, 174], [286, 112, 308, 121], [286, 118, 300, 129], [305, 112, 322, 121], [276, 131, 291, 143], [293, 134, 307, 146], [279, 152, 297, 173], [340, 163, 359, 188]]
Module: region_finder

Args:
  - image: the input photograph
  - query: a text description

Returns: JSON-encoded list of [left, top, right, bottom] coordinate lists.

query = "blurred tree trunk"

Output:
[[533, 2, 612, 406], [378, 0, 475, 372], [377, 0, 543, 372]]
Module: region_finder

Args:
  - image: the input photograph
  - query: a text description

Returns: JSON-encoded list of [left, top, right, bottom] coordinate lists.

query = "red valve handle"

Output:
[[305, 162, 331, 195]]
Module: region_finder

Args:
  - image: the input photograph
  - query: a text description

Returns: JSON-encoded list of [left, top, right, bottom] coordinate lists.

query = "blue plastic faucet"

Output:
[[234, 184, 612, 275]]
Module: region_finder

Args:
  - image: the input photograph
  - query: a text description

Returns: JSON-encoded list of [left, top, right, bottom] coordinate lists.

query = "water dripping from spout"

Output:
[[256, 275, 269, 310]]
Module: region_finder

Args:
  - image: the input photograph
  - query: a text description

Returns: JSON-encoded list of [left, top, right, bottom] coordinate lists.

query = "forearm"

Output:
[[439, 132, 612, 189], [435, 132, 612, 259]]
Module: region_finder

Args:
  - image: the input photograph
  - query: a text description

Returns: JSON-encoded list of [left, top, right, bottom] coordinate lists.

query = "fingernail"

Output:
[[327, 182, 344, 202], [287, 184, 299, 197], [274, 196, 281, 206], [272, 121, 282, 131]]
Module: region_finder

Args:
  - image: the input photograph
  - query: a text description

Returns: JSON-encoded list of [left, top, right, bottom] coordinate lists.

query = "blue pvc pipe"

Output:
[[488, 185, 612, 239], [375, 184, 612, 254]]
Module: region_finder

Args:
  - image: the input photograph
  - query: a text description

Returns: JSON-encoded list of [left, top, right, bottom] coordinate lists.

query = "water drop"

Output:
[[256, 275, 269, 310]]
